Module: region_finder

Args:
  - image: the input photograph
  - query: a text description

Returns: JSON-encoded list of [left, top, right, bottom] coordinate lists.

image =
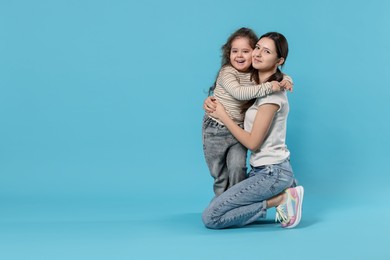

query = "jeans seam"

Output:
[[210, 173, 276, 224]]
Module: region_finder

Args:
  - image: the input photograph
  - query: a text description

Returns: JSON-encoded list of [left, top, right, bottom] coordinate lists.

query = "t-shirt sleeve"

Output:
[[255, 92, 285, 112]]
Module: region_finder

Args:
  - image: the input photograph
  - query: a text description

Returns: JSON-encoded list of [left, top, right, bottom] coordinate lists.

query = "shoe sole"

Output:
[[285, 186, 304, 229]]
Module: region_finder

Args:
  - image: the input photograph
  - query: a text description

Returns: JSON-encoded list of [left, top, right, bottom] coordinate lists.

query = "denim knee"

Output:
[[202, 208, 217, 229]]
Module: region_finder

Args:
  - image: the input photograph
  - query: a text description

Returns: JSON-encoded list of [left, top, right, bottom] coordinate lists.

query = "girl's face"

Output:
[[252, 37, 283, 72], [230, 37, 253, 72]]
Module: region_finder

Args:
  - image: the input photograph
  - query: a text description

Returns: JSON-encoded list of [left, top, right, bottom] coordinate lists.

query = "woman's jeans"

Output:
[[202, 115, 247, 196], [202, 159, 296, 229]]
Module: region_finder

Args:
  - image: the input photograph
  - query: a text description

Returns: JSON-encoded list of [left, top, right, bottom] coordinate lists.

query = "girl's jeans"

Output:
[[202, 115, 247, 196], [202, 158, 296, 229]]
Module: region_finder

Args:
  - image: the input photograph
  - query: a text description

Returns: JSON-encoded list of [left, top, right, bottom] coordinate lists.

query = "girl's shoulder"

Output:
[[219, 65, 238, 74], [219, 65, 252, 78]]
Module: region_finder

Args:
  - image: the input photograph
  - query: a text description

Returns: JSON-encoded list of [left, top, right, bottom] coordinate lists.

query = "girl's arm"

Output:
[[219, 67, 278, 100], [210, 99, 279, 151], [281, 74, 294, 92]]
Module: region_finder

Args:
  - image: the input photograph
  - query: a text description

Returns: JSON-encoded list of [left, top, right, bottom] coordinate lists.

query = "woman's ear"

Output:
[[278, 57, 285, 66]]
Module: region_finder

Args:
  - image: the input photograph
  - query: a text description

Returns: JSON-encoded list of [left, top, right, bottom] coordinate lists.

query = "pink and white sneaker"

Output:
[[275, 186, 304, 229]]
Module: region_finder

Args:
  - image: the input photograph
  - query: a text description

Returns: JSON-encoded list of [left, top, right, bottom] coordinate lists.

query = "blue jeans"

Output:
[[202, 115, 247, 196], [202, 159, 296, 229]]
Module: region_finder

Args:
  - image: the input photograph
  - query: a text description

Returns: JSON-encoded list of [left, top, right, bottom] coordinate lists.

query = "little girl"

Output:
[[203, 27, 293, 196]]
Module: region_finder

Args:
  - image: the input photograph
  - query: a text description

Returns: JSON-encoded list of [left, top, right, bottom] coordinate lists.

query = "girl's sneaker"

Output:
[[275, 186, 304, 228]]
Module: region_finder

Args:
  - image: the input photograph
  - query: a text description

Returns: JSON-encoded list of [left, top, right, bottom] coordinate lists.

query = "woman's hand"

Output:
[[204, 96, 217, 113], [209, 99, 228, 121]]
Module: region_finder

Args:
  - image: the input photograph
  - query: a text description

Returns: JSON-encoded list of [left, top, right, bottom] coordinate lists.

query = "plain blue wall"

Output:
[[1, 0, 389, 210]]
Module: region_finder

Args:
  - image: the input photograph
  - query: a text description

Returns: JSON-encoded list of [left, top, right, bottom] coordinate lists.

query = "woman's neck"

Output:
[[258, 70, 276, 83]]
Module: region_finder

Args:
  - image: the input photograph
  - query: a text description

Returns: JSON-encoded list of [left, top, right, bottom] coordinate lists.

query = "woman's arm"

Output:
[[210, 100, 279, 151]]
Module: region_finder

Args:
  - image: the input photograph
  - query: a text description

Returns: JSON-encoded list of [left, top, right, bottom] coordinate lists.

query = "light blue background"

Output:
[[1, 0, 389, 259]]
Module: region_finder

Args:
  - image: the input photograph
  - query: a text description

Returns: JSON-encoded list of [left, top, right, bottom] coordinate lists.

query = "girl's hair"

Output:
[[251, 32, 289, 84], [243, 32, 289, 112], [208, 27, 258, 96]]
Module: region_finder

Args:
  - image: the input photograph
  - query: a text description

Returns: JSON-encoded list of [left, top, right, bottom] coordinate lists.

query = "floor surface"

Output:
[[1, 189, 388, 260]]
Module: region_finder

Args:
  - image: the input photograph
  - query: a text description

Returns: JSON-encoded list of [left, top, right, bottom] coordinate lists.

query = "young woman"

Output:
[[203, 27, 293, 196], [202, 32, 303, 229]]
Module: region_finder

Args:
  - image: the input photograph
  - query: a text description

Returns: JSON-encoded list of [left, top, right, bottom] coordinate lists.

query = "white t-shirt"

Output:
[[244, 91, 290, 167]]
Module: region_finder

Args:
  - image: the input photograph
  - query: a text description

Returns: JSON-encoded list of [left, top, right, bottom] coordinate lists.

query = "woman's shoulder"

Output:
[[255, 91, 288, 106]]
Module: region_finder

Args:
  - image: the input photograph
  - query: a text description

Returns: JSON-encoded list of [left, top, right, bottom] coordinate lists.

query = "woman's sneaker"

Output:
[[275, 186, 304, 228]]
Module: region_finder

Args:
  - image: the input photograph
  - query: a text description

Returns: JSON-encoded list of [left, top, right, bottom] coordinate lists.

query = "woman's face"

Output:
[[252, 37, 282, 72], [229, 37, 253, 72]]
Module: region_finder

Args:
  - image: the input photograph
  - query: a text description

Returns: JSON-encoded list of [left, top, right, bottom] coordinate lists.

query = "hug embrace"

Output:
[[202, 28, 304, 229]]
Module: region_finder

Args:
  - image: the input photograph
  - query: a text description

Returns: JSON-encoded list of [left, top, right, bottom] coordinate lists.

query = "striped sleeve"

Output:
[[282, 74, 293, 84], [218, 66, 273, 100]]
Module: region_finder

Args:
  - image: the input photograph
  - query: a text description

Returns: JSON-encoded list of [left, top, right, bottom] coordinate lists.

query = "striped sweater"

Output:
[[210, 65, 280, 124]]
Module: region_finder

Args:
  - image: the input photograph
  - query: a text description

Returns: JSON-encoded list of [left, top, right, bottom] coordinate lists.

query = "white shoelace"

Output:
[[275, 204, 290, 224]]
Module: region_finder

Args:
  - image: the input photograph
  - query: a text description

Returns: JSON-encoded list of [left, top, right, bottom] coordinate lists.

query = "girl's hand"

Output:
[[209, 99, 228, 120], [204, 96, 217, 113], [271, 81, 282, 92], [280, 80, 293, 92]]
